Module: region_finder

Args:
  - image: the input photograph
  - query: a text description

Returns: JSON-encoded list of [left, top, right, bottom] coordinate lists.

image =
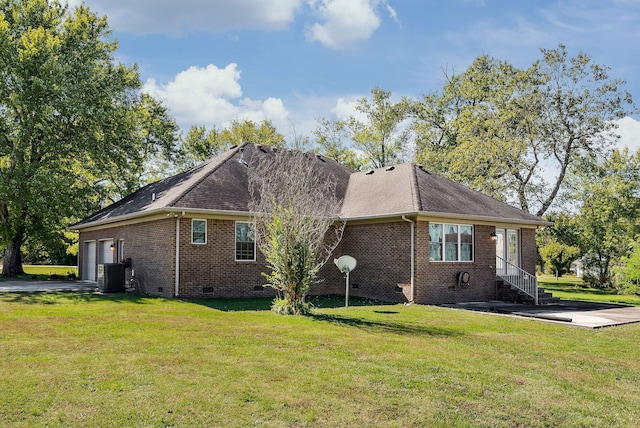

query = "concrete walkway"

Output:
[[0, 280, 98, 293], [443, 300, 640, 328]]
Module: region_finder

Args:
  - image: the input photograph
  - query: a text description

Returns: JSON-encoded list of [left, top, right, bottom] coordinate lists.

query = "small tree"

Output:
[[248, 149, 345, 315], [540, 242, 581, 280], [615, 240, 640, 294]]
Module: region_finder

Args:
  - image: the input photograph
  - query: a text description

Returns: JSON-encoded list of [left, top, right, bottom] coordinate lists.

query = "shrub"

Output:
[[271, 297, 312, 315]]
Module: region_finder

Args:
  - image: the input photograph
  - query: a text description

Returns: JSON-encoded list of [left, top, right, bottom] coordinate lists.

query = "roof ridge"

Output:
[[409, 164, 421, 212], [167, 143, 247, 208]]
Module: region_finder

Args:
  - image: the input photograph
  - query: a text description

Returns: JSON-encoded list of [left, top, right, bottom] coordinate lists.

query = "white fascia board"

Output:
[[416, 211, 550, 227], [339, 211, 548, 227], [70, 208, 252, 231]]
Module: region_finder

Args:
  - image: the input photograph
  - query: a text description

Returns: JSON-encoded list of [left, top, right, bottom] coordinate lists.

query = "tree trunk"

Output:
[[2, 234, 24, 277]]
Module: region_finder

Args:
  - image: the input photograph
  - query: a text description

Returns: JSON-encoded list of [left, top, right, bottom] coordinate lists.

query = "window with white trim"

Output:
[[429, 223, 473, 262], [235, 221, 256, 261], [192, 219, 207, 244]]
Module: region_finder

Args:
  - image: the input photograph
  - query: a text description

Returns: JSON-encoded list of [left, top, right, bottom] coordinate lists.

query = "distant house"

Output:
[[71, 143, 549, 304]]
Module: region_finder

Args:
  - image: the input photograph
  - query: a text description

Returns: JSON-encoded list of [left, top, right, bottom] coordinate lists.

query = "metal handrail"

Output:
[[496, 256, 538, 305]]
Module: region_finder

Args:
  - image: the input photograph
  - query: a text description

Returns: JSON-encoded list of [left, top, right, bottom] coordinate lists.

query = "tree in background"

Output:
[[0, 0, 177, 275], [313, 117, 365, 170], [536, 212, 583, 273], [616, 241, 640, 294], [314, 88, 410, 170], [175, 119, 285, 171], [248, 150, 344, 315], [221, 119, 285, 148], [540, 242, 581, 280], [94, 93, 179, 203], [176, 126, 225, 171], [347, 87, 410, 168], [411, 45, 635, 216], [567, 149, 640, 287]]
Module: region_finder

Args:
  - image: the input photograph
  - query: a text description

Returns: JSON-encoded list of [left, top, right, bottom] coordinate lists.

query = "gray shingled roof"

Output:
[[340, 163, 545, 224], [73, 143, 353, 227], [73, 143, 546, 229], [413, 165, 544, 223]]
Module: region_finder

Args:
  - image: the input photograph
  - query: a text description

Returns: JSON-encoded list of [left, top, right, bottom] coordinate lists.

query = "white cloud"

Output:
[[143, 64, 290, 131], [385, 4, 400, 24], [615, 116, 640, 152], [331, 97, 360, 120], [65, 0, 302, 35], [237, 97, 290, 130], [306, 0, 382, 49]]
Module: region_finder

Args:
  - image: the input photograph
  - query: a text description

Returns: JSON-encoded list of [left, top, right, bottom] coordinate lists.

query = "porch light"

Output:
[[109, 243, 116, 251], [490, 232, 497, 241]]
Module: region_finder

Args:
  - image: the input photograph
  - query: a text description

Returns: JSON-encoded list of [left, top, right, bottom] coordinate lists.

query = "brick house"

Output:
[[72, 143, 548, 304]]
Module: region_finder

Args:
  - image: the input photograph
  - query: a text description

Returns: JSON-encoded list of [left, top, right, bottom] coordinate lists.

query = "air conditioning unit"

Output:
[[97, 263, 125, 293]]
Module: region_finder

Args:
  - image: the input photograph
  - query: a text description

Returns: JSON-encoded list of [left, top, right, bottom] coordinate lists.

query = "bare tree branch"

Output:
[[247, 148, 345, 314]]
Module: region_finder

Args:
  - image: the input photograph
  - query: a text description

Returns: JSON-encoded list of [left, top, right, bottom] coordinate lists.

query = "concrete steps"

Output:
[[496, 279, 560, 305]]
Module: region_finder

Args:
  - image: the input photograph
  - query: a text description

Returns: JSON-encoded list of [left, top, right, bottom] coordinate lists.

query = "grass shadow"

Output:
[[191, 295, 395, 312], [191, 297, 273, 312], [309, 312, 464, 338], [307, 295, 396, 309]]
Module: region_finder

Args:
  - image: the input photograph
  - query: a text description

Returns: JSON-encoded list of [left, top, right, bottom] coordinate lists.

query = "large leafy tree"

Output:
[[315, 87, 410, 169], [312, 117, 365, 170], [412, 45, 635, 216], [220, 119, 285, 148], [176, 119, 285, 171], [175, 126, 225, 171], [95, 93, 179, 203], [567, 149, 640, 286], [348, 87, 410, 168], [0, 0, 176, 276]]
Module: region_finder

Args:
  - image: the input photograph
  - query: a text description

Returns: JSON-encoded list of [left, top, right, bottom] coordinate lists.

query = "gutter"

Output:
[[402, 215, 415, 303], [339, 211, 548, 226], [174, 213, 182, 297], [70, 207, 253, 231], [73, 206, 549, 232]]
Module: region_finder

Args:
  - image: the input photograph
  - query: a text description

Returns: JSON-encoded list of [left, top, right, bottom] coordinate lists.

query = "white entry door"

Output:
[[83, 241, 97, 281], [496, 230, 506, 275], [496, 229, 519, 275]]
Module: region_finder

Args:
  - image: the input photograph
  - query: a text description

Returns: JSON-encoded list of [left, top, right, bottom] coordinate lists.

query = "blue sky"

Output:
[[68, 0, 640, 149]]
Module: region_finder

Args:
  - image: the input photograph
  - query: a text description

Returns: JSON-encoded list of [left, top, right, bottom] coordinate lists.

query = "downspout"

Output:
[[174, 214, 181, 297], [402, 215, 415, 303]]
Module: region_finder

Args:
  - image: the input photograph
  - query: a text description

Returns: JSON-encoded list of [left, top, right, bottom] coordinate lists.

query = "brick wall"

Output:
[[414, 222, 498, 304], [78, 216, 539, 303], [177, 218, 273, 298], [310, 237, 346, 296], [339, 221, 412, 303], [520, 227, 537, 275], [78, 219, 176, 298], [79, 217, 347, 300]]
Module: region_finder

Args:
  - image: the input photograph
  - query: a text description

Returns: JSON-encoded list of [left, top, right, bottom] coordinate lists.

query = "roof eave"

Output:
[[69, 207, 253, 231], [340, 210, 549, 226], [417, 210, 550, 226], [72, 207, 549, 231]]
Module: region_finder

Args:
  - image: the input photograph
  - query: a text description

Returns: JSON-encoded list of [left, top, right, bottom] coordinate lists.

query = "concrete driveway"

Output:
[[444, 300, 640, 328], [0, 280, 98, 293]]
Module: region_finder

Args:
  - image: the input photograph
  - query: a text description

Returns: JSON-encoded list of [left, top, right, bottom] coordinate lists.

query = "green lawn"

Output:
[[1, 293, 639, 427], [0, 265, 77, 280], [538, 274, 640, 306]]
